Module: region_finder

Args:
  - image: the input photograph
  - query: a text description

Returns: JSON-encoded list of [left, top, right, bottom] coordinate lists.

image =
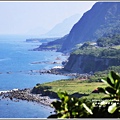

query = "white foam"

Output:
[[0, 88, 18, 94]]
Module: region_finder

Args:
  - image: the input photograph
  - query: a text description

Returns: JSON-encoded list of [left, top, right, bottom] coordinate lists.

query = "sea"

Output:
[[0, 35, 70, 118]]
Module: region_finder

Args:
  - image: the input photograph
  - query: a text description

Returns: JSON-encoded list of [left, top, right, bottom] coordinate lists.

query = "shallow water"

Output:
[[0, 36, 69, 118], [0, 97, 54, 118]]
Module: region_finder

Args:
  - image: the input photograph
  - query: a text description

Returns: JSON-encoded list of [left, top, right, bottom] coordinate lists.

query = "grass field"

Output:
[[112, 45, 120, 49], [41, 79, 107, 99]]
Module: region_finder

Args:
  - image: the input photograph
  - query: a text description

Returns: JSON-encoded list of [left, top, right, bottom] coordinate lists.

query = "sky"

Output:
[[0, 1, 97, 36]]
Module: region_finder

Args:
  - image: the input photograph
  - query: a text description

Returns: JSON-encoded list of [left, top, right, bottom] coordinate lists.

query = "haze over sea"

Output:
[[0, 35, 70, 118]]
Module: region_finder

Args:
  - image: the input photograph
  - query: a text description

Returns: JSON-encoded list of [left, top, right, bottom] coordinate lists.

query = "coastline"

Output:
[[0, 88, 58, 107], [0, 67, 82, 78]]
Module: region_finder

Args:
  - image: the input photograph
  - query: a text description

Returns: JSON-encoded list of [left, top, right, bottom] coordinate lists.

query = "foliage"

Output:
[[98, 71, 120, 100], [72, 45, 103, 56], [108, 66, 120, 73], [71, 43, 120, 73], [48, 91, 93, 118], [99, 48, 120, 58], [88, 66, 120, 82], [72, 45, 120, 59], [48, 71, 120, 118], [80, 42, 92, 49], [94, 71, 120, 117], [94, 16, 120, 43], [34, 83, 52, 90], [97, 33, 120, 47]]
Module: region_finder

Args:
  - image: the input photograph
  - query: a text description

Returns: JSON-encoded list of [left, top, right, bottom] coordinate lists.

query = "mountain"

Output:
[[41, 14, 81, 38], [60, 2, 120, 52], [33, 2, 120, 74], [33, 14, 81, 51], [62, 2, 120, 74]]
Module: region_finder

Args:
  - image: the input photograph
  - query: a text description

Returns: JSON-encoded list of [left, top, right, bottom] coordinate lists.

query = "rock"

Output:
[[6, 72, 12, 74], [92, 88, 99, 93], [56, 57, 61, 60]]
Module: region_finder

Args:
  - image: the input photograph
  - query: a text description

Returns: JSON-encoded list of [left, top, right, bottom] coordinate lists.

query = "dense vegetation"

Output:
[[97, 34, 120, 47], [72, 42, 120, 59], [69, 28, 120, 73], [48, 71, 120, 118], [94, 15, 120, 43]]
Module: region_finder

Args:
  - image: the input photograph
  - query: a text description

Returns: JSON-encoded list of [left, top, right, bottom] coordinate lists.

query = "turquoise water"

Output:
[[0, 36, 70, 118]]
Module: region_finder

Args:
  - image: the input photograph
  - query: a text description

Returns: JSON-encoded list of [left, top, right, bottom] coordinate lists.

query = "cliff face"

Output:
[[60, 2, 120, 52], [64, 54, 120, 73]]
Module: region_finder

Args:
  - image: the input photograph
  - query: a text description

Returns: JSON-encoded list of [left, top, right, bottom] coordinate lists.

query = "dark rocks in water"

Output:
[[27, 67, 80, 78], [6, 72, 12, 74], [31, 61, 61, 65], [55, 57, 61, 60], [0, 88, 48, 104]]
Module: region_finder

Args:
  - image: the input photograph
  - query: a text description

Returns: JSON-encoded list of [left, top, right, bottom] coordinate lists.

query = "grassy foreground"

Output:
[[41, 78, 107, 99]]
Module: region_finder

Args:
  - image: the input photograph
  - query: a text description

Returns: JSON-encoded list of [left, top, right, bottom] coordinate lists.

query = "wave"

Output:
[[0, 58, 11, 62], [0, 89, 18, 94]]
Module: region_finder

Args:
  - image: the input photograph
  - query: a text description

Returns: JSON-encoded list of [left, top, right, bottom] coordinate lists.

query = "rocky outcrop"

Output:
[[31, 86, 59, 99], [0, 88, 58, 106], [33, 35, 68, 51], [64, 54, 120, 73]]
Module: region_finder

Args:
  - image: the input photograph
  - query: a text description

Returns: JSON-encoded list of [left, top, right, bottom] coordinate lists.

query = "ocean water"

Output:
[[0, 36, 70, 118]]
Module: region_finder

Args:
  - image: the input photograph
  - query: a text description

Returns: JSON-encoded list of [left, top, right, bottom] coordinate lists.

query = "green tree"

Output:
[[48, 71, 120, 118]]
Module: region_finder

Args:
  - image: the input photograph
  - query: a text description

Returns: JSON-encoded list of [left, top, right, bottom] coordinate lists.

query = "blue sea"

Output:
[[0, 35, 70, 118]]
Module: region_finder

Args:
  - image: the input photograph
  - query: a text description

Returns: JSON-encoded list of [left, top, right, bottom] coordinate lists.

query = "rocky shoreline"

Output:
[[0, 67, 91, 81], [27, 67, 92, 79], [0, 88, 58, 107], [27, 68, 79, 77]]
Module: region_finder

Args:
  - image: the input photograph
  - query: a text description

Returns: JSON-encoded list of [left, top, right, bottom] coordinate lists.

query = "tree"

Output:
[[48, 71, 120, 118]]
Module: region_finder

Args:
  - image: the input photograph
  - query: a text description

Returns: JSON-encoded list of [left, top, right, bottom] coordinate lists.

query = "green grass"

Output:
[[112, 45, 120, 49], [41, 79, 107, 99]]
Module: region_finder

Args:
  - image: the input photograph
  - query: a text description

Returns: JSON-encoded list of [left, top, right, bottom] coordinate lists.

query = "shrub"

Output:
[[48, 71, 120, 118]]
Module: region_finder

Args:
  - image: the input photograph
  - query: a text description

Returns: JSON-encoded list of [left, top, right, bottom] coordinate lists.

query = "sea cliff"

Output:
[[64, 54, 120, 73]]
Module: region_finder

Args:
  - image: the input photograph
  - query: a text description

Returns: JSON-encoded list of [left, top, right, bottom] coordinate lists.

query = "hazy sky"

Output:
[[0, 1, 97, 35]]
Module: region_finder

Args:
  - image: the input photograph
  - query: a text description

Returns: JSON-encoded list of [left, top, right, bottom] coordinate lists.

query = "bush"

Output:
[[48, 71, 120, 118]]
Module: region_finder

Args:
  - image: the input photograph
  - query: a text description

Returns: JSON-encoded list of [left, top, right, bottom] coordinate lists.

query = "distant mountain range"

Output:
[[41, 14, 81, 38], [26, 14, 81, 38]]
